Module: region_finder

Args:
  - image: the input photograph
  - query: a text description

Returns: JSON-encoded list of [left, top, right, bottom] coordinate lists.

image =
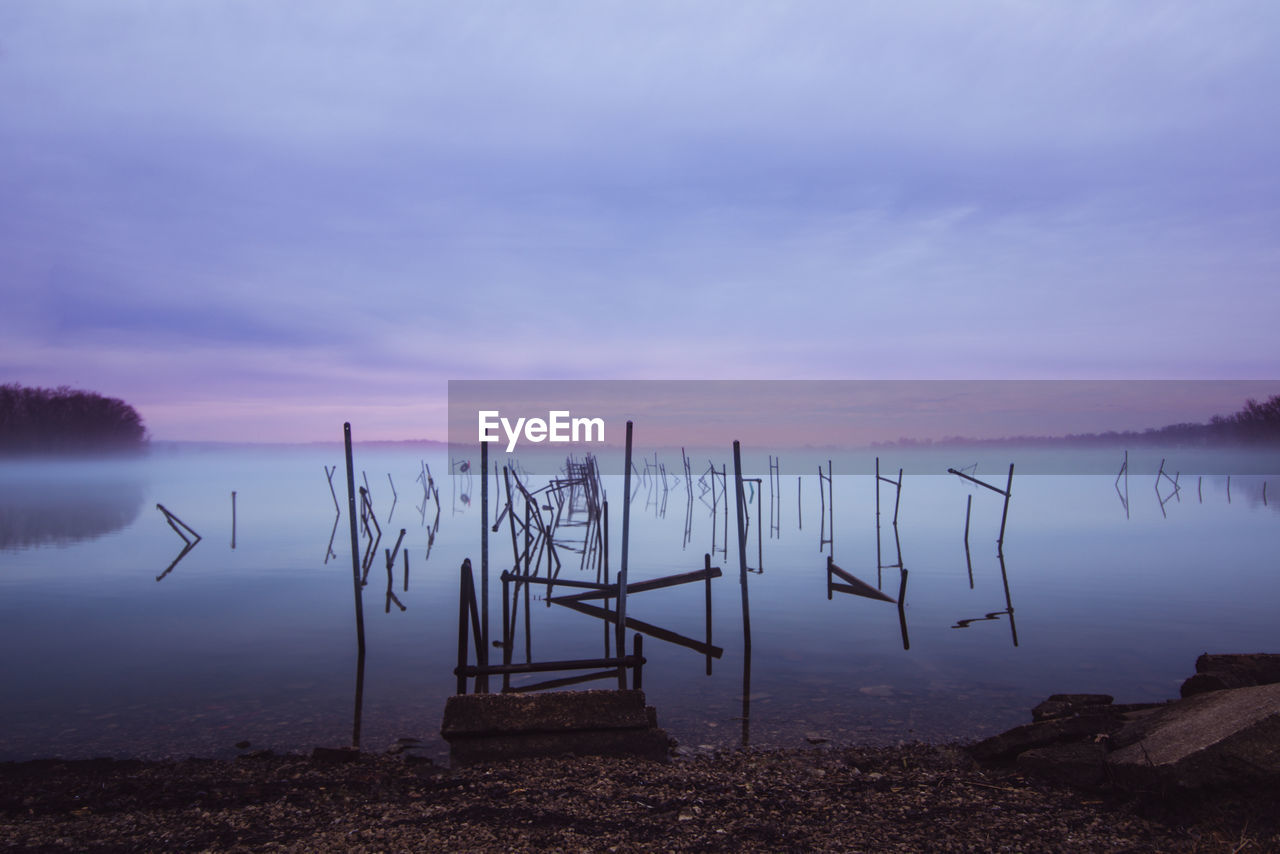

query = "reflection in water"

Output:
[[742, 476, 764, 572], [694, 462, 728, 559], [1116, 451, 1130, 519], [733, 441, 754, 747], [323, 513, 340, 563], [358, 487, 382, 585], [896, 568, 910, 651], [1155, 458, 1182, 518], [819, 460, 834, 555], [0, 474, 145, 550], [767, 456, 781, 539], [741, 584, 752, 748], [155, 540, 198, 581], [874, 458, 904, 587], [383, 529, 408, 613], [13, 440, 1280, 764], [951, 551, 1018, 647], [154, 504, 203, 581]]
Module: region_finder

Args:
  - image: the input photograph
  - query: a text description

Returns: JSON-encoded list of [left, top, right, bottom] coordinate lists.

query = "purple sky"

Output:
[[3, 3, 1279, 442]]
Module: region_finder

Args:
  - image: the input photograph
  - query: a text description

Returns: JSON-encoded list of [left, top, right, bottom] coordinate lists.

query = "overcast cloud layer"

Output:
[[3, 2, 1279, 441]]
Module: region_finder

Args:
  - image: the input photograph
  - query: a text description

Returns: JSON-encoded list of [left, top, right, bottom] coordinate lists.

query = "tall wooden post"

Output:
[[344, 423, 365, 656], [617, 422, 633, 663], [733, 441, 752, 654], [479, 440, 489, 693], [997, 463, 1014, 554]]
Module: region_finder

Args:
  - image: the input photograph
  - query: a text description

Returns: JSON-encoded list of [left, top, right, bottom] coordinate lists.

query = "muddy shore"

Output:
[[3, 743, 1277, 852]]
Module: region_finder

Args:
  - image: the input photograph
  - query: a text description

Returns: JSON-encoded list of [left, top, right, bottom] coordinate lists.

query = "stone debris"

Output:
[[7, 743, 1275, 852], [1180, 652, 1280, 698], [971, 653, 1280, 793]]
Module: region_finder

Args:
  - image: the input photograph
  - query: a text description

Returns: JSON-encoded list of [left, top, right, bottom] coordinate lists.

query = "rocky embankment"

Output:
[[970, 653, 1280, 793]]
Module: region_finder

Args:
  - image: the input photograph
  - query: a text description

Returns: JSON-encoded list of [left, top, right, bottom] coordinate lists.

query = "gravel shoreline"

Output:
[[3, 743, 1277, 852]]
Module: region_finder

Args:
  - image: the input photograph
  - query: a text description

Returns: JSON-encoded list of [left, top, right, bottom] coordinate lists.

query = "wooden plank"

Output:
[[828, 560, 896, 603], [555, 599, 724, 659]]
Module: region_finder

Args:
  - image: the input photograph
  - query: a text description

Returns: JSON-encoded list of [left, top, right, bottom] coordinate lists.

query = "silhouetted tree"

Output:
[[1232, 395, 1280, 436], [0, 384, 147, 453]]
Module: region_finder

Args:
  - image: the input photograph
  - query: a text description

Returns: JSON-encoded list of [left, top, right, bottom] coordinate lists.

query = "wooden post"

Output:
[[997, 463, 1014, 554], [874, 457, 881, 521], [818, 464, 825, 547], [501, 573, 512, 692], [230, 491, 237, 550], [456, 560, 471, 694], [733, 441, 752, 656], [343, 423, 365, 657], [480, 442, 489, 693], [704, 552, 713, 676], [722, 464, 729, 557], [827, 460, 834, 554], [797, 475, 802, 530], [617, 421, 633, 665], [632, 633, 644, 691], [874, 457, 882, 573], [892, 467, 902, 527]]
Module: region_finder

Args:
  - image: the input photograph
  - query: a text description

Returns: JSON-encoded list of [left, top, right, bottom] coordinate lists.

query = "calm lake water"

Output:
[[2, 443, 1278, 764]]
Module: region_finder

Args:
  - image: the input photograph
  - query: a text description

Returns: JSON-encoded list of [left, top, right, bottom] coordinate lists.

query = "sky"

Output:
[[2, 2, 1279, 442]]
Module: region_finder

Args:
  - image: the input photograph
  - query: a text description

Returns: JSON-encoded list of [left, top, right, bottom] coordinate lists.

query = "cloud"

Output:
[[2, 1, 1278, 439]]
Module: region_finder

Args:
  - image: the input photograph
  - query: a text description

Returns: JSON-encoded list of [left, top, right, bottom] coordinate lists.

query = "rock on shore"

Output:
[[970, 653, 1280, 793]]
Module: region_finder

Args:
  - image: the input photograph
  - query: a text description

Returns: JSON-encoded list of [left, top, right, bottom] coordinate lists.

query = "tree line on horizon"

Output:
[[0, 384, 148, 454], [878, 395, 1280, 448]]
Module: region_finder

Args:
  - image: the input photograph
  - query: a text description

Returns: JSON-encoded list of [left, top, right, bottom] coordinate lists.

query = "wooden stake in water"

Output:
[[617, 422, 634, 683], [344, 423, 366, 657], [480, 440, 489, 693], [231, 491, 237, 550], [997, 464, 1014, 554], [732, 441, 752, 655], [325, 465, 340, 513], [704, 552, 714, 676], [892, 467, 902, 527]]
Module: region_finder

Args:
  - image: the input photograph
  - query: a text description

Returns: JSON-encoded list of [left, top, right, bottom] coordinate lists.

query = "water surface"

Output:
[[2, 444, 1277, 763]]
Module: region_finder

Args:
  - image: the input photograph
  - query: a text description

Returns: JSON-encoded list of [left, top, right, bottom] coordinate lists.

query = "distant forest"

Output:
[[0, 384, 148, 454], [885, 395, 1280, 448]]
